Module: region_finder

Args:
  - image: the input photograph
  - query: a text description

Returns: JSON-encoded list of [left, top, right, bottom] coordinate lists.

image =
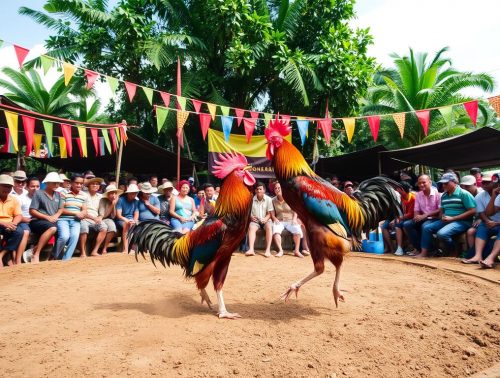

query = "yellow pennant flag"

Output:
[[4, 110, 19, 151], [393, 113, 406, 138], [77, 126, 88, 157], [207, 103, 217, 120], [33, 134, 43, 157], [342, 118, 356, 143], [63, 62, 77, 86], [58, 137, 67, 158], [177, 110, 189, 130], [488, 95, 500, 116]]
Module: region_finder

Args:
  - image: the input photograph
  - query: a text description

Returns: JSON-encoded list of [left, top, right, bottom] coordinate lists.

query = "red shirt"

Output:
[[401, 192, 416, 220]]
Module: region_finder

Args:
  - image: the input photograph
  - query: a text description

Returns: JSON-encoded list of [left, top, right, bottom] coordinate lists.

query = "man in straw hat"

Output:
[[10, 170, 33, 265], [0, 174, 24, 267], [157, 181, 174, 223], [115, 183, 140, 253], [98, 184, 123, 254], [29, 172, 64, 263], [137, 182, 160, 221]]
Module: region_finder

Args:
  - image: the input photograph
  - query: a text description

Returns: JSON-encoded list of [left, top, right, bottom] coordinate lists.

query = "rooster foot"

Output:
[[333, 287, 345, 308], [200, 289, 213, 310], [218, 311, 241, 319], [280, 283, 300, 302]]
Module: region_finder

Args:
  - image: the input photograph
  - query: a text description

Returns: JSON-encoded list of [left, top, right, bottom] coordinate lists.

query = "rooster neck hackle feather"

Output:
[[274, 140, 315, 178], [214, 172, 252, 218]]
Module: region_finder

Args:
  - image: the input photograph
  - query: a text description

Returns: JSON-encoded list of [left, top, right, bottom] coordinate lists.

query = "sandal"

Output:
[[301, 249, 310, 256], [479, 260, 495, 269]]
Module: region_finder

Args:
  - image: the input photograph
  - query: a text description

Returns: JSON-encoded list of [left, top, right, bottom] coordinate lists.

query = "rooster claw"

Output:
[[280, 284, 299, 302], [333, 289, 345, 308], [200, 289, 213, 310], [218, 311, 241, 319]]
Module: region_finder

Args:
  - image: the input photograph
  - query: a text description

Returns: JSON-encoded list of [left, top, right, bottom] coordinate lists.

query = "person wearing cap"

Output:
[[57, 173, 71, 193], [157, 181, 174, 223], [470, 167, 482, 188], [460, 175, 483, 197], [29, 172, 64, 263], [98, 184, 123, 254], [169, 180, 197, 234], [10, 171, 33, 264], [0, 174, 24, 267], [54, 174, 88, 260], [115, 183, 139, 253], [137, 182, 160, 221], [343, 181, 355, 198], [413, 172, 476, 258], [78, 177, 107, 257]]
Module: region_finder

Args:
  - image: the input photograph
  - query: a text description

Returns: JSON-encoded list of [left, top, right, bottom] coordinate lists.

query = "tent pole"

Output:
[[378, 153, 382, 175], [177, 139, 180, 185], [115, 138, 124, 184]]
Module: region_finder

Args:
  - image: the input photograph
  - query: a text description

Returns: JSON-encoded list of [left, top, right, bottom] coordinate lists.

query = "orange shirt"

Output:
[[0, 195, 22, 223]]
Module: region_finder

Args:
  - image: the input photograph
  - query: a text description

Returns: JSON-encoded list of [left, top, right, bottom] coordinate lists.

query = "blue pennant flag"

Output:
[[296, 119, 309, 146], [221, 116, 234, 142]]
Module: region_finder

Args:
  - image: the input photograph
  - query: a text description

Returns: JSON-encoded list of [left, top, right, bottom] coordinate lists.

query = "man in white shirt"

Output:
[[245, 182, 274, 258]]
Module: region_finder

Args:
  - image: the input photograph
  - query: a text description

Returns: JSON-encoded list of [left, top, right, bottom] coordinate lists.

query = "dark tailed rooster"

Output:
[[129, 152, 256, 319], [265, 118, 401, 306]]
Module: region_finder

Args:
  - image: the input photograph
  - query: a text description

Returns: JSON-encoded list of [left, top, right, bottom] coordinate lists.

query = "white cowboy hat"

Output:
[[125, 183, 140, 193], [157, 181, 174, 192], [43, 172, 64, 184], [0, 174, 14, 186]]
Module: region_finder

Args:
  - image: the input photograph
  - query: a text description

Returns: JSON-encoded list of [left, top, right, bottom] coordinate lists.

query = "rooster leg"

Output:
[[332, 264, 345, 308], [280, 271, 320, 302], [216, 290, 241, 319], [200, 289, 213, 310]]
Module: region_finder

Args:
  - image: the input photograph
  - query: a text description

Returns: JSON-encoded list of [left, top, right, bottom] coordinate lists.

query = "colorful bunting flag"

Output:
[[177, 96, 187, 111], [235, 109, 245, 126], [393, 113, 406, 138], [296, 119, 309, 146], [192, 99, 202, 113], [43, 121, 54, 155], [488, 96, 500, 116], [220, 106, 230, 117], [250, 111, 259, 121], [367, 116, 380, 142], [106, 76, 119, 95], [243, 118, 256, 144], [142, 86, 153, 105], [318, 118, 333, 145], [109, 128, 117, 152], [114, 127, 121, 144], [263, 113, 272, 127], [101, 129, 112, 154], [221, 116, 233, 142], [124, 81, 137, 102], [160, 92, 171, 107], [176, 110, 189, 148], [63, 62, 76, 86], [33, 134, 42, 157], [60, 123, 73, 156], [84, 70, 99, 90], [77, 126, 87, 157], [439, 106, 453, 127], [1, 129, 15, 153], [199, 113, 211, 141], [415, 110, 430, 136], [155, 105, 169, 133], [41, 55, 54, 75], [4, 111, 19, 151], [207, 103, 217, 120], [21, 115, 35, 156], [13, 45, 29, 67], [58, 137, 67, 158], [99, 137, 106, 156], [341, 118, 355, 144], [90, 128, 99, 156], [463, 100, 478, 126]]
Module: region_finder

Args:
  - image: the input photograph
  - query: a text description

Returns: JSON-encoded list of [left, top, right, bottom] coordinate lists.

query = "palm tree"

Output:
[[361, 47, 495, 149]]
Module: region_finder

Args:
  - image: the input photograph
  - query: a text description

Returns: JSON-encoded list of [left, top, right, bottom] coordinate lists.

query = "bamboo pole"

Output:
[[115, 137, 124, 184]]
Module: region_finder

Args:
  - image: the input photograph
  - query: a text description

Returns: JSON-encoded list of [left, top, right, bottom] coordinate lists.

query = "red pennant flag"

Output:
[[124, 81, 137, 102], [199, 113, 211, 140], [13, 45, 30, 67], [318, 118, 332, 146], [75, 138, 83, 157], [21, 115, 36, 156], [243, 118, 256, 144], [160, 92, 171, 107], [367, 116, 380, 142], [84, 70, 99, 90], [109, 127, 117, 152], [192, 99, 202, 113], [90, 128, 99, 156], [415, 110, 430, 136], [119, 125, 127, 144], [463, 100, 478, 126], [250, 111, 259, 120], [1, 129, 10, 153], [233, 108, 245, 127], [60, 123, 73, 157], [280, 114, 291, 126]]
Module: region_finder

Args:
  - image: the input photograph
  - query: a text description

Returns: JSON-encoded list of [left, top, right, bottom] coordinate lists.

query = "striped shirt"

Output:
[[59, 190, 86, 220], [441, 186, 476, 224]]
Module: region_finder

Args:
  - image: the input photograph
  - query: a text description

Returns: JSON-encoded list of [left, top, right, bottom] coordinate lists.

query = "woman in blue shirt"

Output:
[[169, 180, 196, 234]]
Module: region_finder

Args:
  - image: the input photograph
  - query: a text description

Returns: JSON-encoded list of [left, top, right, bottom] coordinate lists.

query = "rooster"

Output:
[[129, 152, 256, 319], [265, 118, 401, 306]]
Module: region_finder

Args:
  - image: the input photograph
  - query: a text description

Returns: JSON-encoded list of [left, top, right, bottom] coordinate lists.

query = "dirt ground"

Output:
[[0, 252, 499, 377]]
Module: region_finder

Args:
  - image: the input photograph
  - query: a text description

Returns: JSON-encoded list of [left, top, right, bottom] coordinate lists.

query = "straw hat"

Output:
[[86, 177, 104, 185], [139, 182, 158, 194], [157, 181, 174, 192], [103, 184, 123, 198], [59, 173, 70, 182], [43, 172, 64, 184], [0, 174, 14, 186], [13, 170, 27, 181], [125, 183, 140, 193]]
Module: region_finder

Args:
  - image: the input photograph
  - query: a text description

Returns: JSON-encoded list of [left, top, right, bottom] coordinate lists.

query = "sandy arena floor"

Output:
[[0, 252, 499, 377]]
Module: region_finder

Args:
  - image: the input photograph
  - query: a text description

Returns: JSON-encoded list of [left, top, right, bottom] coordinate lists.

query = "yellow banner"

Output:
[[33, 134, 42, 157]]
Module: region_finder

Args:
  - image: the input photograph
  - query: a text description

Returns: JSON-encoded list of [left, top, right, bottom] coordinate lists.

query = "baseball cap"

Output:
[[439, 172, 458, 183], [481, 173, 493, 182], [344, 181, 353, 188], [459, 175, 476, 186]]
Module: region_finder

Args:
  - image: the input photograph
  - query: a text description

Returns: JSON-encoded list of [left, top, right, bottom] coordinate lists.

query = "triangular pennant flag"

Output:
[[207, 103, 217, 120], [280, 115, 291, 126], [43, 121, 54, 155], [296, 119, 309, 146], [4, 111, 19, 151], [439, 106, 453, 127], [176, 110, 189, 148], [40, 55, 54, 75], [119, 125, 128, 145], [75, 138, 83, 157], [367, 116, 380, 142], [84, 69, 99, 90], [21, 115, 36, 156], [177, 96, 187, 111], [60, 123, 73, 156], [109, 127, 117, 152], [192, 99, 202, 113], [13, 45, 29, 67], [160, 92, 171, 107], [106, 76, 119, 95], [318, 118, 333, 145], [488, 96, 500, 116], [1, 129, 9, 153], [221, 116, 233, 141], [77, 126, 87, 157], [263, 113, 272, 127], [63, 62, 76, 86], [101, 128, 112, 154], [58, 137, 67, 158], [199, 113, 211, 141], [33, 134, 42, 157], [341, 118, 355, 144], [155, 105, 169, 133], [250, 111, 259, 121], [243, 118, 256, 144], [124, 81, 137, 102], [220, 106, 230, 117], [114, 127, 121, 144], [463, 100, 478, 126], [392, 113, 406, 138], [99, 137, 106, 156], [234, 109, 245, 127], [142, 86, 153, 105], [90, 128, 99, 156], [415, 110, 430, 136]]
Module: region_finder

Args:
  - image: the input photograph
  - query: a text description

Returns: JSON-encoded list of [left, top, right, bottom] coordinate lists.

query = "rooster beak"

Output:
[[243, 165, 252, 171]]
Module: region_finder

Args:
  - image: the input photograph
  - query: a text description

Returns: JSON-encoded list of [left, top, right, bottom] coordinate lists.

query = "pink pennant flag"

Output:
[[199, 113, 211, 140], [124, 81, 137, 102], [318, 118, 332, 146], [21, 115, 36, 156], [367, 116, 380, 142], [13, 45, 30, 67], [280, 114, 291, 126], [192, 99, 202, 113], [60, 123, 73, 157], [415, 110, 430, 136], [463, 100, 478, 126], [160, 92, 171, 107], [109, 128, 117, 152], [90, 128, 99, 156], [84, 70, 100, 90], [235, 109, 245, 126], [243, 118, 256, 144]]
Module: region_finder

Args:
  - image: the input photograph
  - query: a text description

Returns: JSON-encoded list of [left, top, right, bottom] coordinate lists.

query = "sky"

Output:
[[1, 0, 499, 101]]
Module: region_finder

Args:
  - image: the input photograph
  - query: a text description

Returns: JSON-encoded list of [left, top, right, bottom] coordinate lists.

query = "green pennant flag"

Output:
[[439, 105, 453, 127], [177, 96, 187, 111], [142, 86, 154, 105], [264, 113, 272, 126], [156, 106, 169, 133], [114, 127, 121, 143], [42, 120, 54, 155], [41, 55, 54, 75], [220, 106, 230, 116], [106, 76, 119, 95], [101, 128, 112, 153]]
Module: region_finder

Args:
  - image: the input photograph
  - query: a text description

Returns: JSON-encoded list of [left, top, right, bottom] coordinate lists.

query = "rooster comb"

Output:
[[212, 151, 249, 179], [265, 116, 291, 140]]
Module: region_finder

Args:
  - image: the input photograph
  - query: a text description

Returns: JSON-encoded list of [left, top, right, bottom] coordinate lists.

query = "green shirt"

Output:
[[440, 186, 476, 223]]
